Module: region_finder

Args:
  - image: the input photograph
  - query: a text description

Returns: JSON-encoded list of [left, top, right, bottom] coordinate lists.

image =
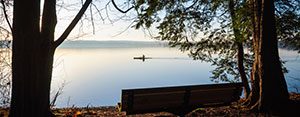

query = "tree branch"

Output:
[[0, 26, 11, 34], [275, 7, 282, 16], [91, 3, 105, 22], [185, 0, 198, 11], [53, 0, 92, 48], [1, 0, 12, 32], [111, 0, 133, 13], [89, 4, 95, 34]]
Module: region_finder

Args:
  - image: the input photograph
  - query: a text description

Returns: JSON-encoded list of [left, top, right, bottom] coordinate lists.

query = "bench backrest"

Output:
[[120, 83, 243, 115]]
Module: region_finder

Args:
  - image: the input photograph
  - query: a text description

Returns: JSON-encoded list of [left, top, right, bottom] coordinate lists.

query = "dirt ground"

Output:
[[1, 93, 299, 117]]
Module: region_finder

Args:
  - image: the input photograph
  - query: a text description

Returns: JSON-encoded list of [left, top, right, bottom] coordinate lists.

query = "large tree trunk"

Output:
[[9, 0, 55, 116], [9, 0, 91, 116], [10, 41, 54, 117], [228, 0, 251, 98], [248, 0, 289, 115]]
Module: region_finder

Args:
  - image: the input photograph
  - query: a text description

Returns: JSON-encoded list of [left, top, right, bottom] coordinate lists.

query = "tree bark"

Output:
[[9, 0, 55, 116], [237, 43, 251, 98], [248, 0, 289, 115]]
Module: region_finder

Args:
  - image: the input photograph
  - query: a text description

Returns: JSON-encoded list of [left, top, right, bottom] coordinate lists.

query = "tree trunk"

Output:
[[10, 43, 54, 117], [248, 0, 289, 115], [236, 43, 251, 98], [9, 0, 92, 116], [9, 0, 55, 116], [228, 0, 251, 98]]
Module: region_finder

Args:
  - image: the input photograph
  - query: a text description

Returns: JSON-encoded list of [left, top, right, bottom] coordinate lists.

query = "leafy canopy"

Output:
[[131, 0, 253, 82]]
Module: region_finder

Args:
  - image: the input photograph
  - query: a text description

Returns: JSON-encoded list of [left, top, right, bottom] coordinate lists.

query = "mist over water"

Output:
[[51, 40, 300, 107]]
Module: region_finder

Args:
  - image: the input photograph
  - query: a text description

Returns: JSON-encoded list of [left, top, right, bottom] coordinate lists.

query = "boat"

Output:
[[133, 55, 152, 61]]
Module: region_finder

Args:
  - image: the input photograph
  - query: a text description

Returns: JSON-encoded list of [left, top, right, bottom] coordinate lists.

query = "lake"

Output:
[[51, 40, 300, 107]]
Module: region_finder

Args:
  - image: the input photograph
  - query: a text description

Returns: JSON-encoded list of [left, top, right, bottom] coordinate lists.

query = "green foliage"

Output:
[[131, 0, 297, 82], [275, 0, 300, 52], [132, 0, 253, 82], [209, 49, 253, 83]]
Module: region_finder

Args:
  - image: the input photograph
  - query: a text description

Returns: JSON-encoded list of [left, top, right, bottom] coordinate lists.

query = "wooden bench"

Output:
[[118, 83, 243, 116]]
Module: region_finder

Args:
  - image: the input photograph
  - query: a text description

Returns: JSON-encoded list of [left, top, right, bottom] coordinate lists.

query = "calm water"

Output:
[[51, 41, 300, 107]]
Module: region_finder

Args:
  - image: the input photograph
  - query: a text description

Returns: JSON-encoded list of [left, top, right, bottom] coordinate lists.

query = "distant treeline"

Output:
[[58, 40, 168, 48]]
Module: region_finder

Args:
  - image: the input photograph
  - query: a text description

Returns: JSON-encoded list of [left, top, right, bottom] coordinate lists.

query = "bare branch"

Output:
[[91, 3, 105, 22], [105, 1, 113, 23], [89, 4, 95, 34], [0, 26, 11, 34], [111, 21, 135, 37], [53, 0, 92, 48], [111, 0, 134, 13], [50, 80, 68, 108], [1, 0, 12, 32]]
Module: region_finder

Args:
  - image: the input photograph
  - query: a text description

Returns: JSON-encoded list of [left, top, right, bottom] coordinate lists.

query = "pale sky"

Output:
[[54, 0, 155, 41]]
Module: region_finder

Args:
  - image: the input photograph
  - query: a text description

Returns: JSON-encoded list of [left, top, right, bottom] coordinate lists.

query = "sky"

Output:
[[54, 0, 155, 42], [0, 0, 157, 41]]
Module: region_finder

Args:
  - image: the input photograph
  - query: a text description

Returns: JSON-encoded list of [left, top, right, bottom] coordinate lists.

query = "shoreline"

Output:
[[1, 93, 299, 116]]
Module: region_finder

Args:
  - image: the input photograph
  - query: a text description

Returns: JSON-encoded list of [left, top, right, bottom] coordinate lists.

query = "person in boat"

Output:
[[140, 55, 145, 61], [134, 54, 151, 62]]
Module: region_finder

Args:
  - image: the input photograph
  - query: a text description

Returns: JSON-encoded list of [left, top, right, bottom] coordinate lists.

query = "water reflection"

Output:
[[51, 46, 300, 107], [279, 49, 300, 92], [52, 47, 214, 107]]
